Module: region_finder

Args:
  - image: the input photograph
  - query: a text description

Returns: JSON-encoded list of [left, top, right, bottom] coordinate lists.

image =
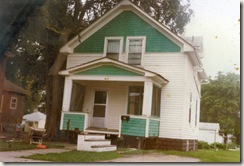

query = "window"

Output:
[[151, 85, 161, 117], [10, 97, 17, 109], [189, 93, 192, 123], [104, 37, 123, 60], [127, 86, 143, 115], [70, 82, 85, 112], [195, 100, 198, 126], [127, 37, 145, 65]]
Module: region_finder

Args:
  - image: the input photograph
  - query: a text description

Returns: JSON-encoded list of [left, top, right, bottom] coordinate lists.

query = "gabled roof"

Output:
[[60, 0, 195, 53], [59, 57, 169, 84], [3, 79, 29, 95]]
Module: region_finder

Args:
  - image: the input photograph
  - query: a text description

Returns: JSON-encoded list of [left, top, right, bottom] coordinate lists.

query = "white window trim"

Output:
[[125, 36, 146, 66], [10, 97, 18, 109], [103, 37, 123, 61]]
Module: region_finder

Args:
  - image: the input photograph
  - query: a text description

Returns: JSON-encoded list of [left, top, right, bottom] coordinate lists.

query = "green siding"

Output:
[[76, 65, 142, 76], [149, 119, 159, 137], [62, 113, 85, 131], [74, 11, 180, 53], [121, 118, 146, 137]]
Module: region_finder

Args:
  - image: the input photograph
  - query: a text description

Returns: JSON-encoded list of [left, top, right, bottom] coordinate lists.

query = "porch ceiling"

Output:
[[59, 57, 169, 85]]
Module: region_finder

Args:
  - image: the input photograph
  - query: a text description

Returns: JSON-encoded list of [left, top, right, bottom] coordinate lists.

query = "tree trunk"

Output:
[[45, 53, 68, 140]]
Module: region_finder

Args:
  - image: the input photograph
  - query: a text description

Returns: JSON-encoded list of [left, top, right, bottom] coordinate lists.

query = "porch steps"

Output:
[[77, 134, 117, 152]]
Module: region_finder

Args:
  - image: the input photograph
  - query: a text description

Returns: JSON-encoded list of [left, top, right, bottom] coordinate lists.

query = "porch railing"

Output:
[[119, 115, 160, 138], [60, 111, 89, 131]]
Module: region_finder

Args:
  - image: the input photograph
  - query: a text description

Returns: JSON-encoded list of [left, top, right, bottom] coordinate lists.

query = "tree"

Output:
[[200, 72, 240, 144], [6, 0, 194, 140]]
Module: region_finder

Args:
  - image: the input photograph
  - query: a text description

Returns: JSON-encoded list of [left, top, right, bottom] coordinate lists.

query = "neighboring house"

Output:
[[0, 78, 28, 131], [22, 110, 46, 132], [198, 122, 224, 144], [58, 0, 207, 151]]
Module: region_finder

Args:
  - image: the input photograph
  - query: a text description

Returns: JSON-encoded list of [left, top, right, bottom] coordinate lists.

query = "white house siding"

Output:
[[181, 54, 201, 140], [80, 81, 143, 130], [66, 54, 103, 68], [143, 53, 186, 139]]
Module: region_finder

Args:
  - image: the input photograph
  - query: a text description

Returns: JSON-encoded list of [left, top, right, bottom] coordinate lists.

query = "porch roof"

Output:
[[59, 57, 169, 84]]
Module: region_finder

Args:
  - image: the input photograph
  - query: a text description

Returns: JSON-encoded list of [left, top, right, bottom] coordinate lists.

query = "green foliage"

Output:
[[198, 141, 210, 149], [210, 142, 227, 150], [200, 72, 240, 144]]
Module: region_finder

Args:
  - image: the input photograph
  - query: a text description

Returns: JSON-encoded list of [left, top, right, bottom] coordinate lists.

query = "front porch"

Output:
[[58, 58, 168, 150]]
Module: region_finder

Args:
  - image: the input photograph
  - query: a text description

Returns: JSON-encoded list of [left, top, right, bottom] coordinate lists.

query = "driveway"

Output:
[[0, 148, 71, 162]]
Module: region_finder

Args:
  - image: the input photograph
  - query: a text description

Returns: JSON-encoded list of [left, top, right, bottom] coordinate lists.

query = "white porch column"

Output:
[[62, 77, 73, 112], [142, 81, 153, 116]]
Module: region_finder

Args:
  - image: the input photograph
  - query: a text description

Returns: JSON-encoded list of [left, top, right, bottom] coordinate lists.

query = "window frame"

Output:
[[10, 97, 18, 109], [151, 85, 161, 117], [126, 36, 146, 65], [127, 86, 144, 115], [103, 37, 123, 61]]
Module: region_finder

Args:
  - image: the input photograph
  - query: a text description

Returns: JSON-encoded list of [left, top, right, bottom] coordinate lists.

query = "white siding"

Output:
[[181, 54, 202, 140], [143, 53, 186, 139], [66, 54, 103, 68]]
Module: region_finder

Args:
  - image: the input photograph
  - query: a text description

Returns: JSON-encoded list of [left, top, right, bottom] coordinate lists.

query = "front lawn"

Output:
[[158, 149, 240, 162], [24, 148, 240, 162], [0, 140, 64, 151], [24, 149, 145, 162]]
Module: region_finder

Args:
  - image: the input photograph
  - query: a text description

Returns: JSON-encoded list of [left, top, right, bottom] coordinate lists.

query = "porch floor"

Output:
[[85, 127, 119, 135]]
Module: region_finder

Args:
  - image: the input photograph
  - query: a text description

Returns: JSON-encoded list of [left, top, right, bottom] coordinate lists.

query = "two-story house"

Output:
[[58, 0, 207, 151]]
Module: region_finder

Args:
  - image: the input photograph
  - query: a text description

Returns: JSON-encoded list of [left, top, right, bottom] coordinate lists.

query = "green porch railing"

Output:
[[120, 115, 160, 138], [60, 112, 88, 131]]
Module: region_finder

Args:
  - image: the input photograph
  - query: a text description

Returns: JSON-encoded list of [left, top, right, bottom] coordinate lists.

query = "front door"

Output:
[[92, 90, 107, 128]]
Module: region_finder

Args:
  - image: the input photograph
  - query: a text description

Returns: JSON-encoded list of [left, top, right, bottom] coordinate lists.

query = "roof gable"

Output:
[[76, 65, 143, 76], [74, 11, 181, 53], [3, 79, 29, 95], [60, 0, 194, 53], [59, 57, 169, 84]]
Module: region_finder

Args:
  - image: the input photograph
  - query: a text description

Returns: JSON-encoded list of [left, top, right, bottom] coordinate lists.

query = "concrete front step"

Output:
[[77, 134, 117, 152], [90, 145, 117, 152]]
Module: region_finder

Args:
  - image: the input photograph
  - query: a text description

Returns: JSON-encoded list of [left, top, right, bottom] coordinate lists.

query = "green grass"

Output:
[[0, 140, 64, 151], [24, 148, 240, 162], [24, 149, 145, 162], [158, 149, 241, 162]]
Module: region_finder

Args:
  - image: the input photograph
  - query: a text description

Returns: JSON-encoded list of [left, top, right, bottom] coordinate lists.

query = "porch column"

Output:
[[62, 78, 73, 112], [142, 81, 153, 116]]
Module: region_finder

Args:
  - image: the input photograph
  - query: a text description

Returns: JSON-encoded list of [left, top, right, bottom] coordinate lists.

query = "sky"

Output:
[[184, 0, 240, 78]]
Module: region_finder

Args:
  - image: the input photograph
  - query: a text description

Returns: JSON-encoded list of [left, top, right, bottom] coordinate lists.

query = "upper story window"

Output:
[[10, 97, 18, 109], [127, 37, 145, 65], [104, 37, 123, 61]]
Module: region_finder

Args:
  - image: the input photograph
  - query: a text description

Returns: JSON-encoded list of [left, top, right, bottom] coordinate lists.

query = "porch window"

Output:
[[127, 86, 143, 115], [151, 85, 161, 117], [10, 97, 17, 109], [104, 37, 123, 61], [70, 82, 85, 112]]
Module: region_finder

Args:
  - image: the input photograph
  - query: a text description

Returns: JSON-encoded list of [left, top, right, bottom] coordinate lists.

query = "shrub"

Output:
[[198, 141, 210, 149], [210, 142, 227, 150], [226, 143, 238, 149]]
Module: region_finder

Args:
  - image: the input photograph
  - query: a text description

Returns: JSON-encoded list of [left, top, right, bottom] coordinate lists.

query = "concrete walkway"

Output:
[[0, 148, 71, 162]]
